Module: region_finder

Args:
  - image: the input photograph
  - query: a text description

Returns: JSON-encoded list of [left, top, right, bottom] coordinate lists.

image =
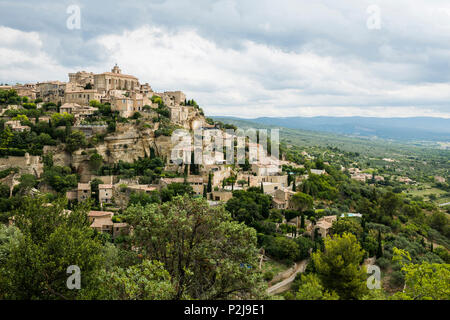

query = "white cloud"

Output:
[[97, 25, 450, 118], [0, 26, 70, 83], [2, 0, 450, 118]]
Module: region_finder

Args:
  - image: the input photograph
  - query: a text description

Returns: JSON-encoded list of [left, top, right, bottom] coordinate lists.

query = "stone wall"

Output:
[[0, 153, 43, 177]]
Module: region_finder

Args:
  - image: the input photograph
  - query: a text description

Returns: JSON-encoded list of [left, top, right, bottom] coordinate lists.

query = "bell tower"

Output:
[[111, 64, 121, 74]]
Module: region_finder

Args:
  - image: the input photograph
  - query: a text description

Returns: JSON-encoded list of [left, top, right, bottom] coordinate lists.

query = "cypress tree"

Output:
[[292, 181, 296, 192], [376, 230, 383, 258], [300, 213, 305, 229], [190, 152, 195, 175], [247, 176, 250, 186], [207, 173, 212, 193], [260, 182, 264, 193], [203, 184, 207, 199]]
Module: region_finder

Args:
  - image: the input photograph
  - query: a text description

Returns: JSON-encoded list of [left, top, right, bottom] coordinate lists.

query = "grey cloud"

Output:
[[0, 0, 449, 116]]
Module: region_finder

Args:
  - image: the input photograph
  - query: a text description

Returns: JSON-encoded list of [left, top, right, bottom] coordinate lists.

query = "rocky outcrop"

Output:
[[3, 107, 208, 184]]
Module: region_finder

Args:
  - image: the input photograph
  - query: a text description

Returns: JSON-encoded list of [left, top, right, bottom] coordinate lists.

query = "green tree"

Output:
[[295, 274, 339, 300], [312, 232, 368, 300], [225, 189, 271, 225], [66, 131, 87, 153], [203, 184, 207, 199], [291, 192, 313, 214], [207, 172, 213, 193], [124, 195, 266, 299], [89, 153, 103, 172], [238, 179, 247, 188], [14, 174, 38, 195], [90, 178, 104, 204], [129, 191, 160, 206], [87, 260, 176, 300], [391, 248, 450, 300], [331, 217, 363, 238], [0, 197, 104, 299], [376, 230, 383, 258]]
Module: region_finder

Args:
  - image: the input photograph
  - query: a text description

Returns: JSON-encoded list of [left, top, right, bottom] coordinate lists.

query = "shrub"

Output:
[[389, 270, 405, 288], [263, 271, 274, 282], [376, 257, 390, 270]]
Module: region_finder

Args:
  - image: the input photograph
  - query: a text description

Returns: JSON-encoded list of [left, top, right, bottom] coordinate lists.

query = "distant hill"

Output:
[[213, 116, 450, 142]]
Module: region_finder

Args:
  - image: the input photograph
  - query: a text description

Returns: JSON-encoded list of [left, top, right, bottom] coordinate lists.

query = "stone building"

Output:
[[94, 64, 139, 93], [211, 190, 233, 202], [88, 210, 130, 238], [77, 183, 91, 202], [35, 81, 65, 103], [98, 184, 113, 205], [164, 91, 186, 106], [5, 120, 30, 132], [272, 188, 296, 210], [60, 103, 97, 117], [160, 177, 204, 195], [312, 216, 337, 238], [68, 71, 94, 88], [13, 84, 37, 100], [64, 89, 103, 105]]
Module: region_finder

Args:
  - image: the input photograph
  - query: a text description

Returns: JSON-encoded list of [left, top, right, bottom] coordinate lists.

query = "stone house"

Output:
[[77, 183, 91, 202], [98, 184, 113, 205], [272, 188, 296, 210], [312, 215, 337, 238], [211, 190, 233, 202], [251, 163, 280, 176], [160, 177, 204, 195], [64, 89, 102, 105], [88, 210, 130, 238], [5, 120, 30, 132]]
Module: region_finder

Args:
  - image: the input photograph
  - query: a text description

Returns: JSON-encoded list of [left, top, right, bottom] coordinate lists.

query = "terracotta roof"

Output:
[[78, 183, 90, 190], [95, 72, 138, 80], [316, 220, 332, 230], [128, 185, 157, 192], [113, 222, 128, 228], [89, 210, 114, 217], [99, 184, 113, 189], [90, 219, 113, 228]]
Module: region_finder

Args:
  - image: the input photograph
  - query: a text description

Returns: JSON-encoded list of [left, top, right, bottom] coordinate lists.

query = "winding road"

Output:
[[267, 259, 309, 295]]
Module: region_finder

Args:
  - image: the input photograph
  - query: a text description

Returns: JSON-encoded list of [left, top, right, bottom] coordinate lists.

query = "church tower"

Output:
[[111, 64, 121, 74]]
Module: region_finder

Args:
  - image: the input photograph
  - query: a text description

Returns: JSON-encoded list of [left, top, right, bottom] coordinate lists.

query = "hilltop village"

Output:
[[1, 65, 333, 238], [0, 66, 449, 300]]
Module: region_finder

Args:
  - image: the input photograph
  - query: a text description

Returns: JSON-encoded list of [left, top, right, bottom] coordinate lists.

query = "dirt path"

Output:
[[267, 259, 309, 295]]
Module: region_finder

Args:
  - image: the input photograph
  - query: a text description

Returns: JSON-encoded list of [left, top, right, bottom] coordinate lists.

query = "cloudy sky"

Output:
[[1, 0, 450, 118]]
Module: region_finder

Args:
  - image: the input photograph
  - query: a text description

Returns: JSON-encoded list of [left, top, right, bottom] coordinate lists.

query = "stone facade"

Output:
[[64, 89, 102, 105], [94, 65, 139, 93]]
